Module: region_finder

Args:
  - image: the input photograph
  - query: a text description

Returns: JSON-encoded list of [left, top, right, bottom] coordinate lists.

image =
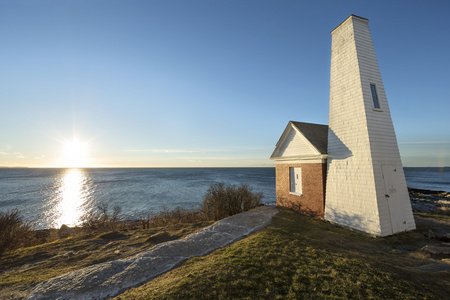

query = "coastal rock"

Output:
[[99, 231, 126, 240], [58, 225, 72, 238], [409, 189, 450, 214], [28, 205, 279, 300], [425, 229, 437, 239], [145, 231, 178, 244], [420, 245, 450, 255], [63, 251, 76, 259], [439, 233, 450, 242]]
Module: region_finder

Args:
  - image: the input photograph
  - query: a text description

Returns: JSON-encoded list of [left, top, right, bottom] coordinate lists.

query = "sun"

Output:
[[60, 139, 89, 167]]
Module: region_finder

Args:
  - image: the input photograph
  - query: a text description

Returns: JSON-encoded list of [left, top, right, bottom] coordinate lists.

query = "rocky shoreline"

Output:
[[408, 187, 450, 214], [408, 187, 450, 259]]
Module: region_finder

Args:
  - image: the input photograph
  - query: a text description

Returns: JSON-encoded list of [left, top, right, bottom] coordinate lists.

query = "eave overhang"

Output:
[[270, 154, 328, 161]]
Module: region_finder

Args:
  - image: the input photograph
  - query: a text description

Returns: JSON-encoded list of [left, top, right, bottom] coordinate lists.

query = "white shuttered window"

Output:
[[290, 167, 302, 195]]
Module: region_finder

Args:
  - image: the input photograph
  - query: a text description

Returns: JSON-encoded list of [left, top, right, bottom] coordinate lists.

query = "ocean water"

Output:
[[0, 168, 276, 229], [1, 167, 449, 229], [403, 167, 450, 192]]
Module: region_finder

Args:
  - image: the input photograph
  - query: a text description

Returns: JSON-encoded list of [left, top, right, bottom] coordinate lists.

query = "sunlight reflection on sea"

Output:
[[44, 169, 95, 228]]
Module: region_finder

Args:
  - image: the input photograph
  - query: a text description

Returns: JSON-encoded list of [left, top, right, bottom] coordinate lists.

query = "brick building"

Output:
[[270, 121, 328, 217]]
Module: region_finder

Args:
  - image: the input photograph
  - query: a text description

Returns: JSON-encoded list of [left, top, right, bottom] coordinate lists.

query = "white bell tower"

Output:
[[324, 15, 415, 236]]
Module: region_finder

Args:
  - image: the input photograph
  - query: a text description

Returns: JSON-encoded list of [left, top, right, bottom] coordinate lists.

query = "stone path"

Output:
[[28, 205, 279, 300]]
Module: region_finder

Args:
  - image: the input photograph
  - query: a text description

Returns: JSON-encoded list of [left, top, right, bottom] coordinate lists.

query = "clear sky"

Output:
[[1, 0, 449, 168]]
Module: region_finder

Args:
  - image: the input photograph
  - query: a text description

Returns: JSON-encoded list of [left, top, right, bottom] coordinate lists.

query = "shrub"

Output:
[[140, 183, 263, 228], [0, 209, 36, 255], [200, 183, 263, 221], [143, 206, 204, 228], [81, 203, 122, 232]]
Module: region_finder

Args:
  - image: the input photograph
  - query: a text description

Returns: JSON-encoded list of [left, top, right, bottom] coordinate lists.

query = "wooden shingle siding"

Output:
[[325, 15, 415, 236]]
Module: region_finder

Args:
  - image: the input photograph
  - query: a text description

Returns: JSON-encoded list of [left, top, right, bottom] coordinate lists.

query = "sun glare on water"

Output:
[[60, 139, 89, 168], [53, 168, 88, 227]]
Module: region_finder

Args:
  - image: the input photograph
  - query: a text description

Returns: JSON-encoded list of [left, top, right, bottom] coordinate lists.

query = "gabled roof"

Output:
[[270, 121, 328, 161], [290, 121, 328, 154]]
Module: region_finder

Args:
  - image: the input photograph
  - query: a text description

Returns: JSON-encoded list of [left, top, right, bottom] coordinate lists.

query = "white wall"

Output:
[[325, 15, 415, 236]]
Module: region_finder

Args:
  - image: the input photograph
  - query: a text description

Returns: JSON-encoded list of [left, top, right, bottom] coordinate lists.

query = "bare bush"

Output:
[[139, 183, 263, 228], [0, 209, 36, 255], [81, 203, 122, 232], [141, 206, 204, 228], [200, 183, 263, 221]]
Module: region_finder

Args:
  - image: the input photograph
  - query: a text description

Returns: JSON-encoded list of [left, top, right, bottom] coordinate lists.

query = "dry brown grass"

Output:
[[0, 209, 37, 255], [80, 202, 123, 233], [141, 206, 204, 228]]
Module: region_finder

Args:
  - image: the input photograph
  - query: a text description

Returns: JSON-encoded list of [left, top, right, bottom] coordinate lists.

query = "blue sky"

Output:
[[1, 0, 449, 167]]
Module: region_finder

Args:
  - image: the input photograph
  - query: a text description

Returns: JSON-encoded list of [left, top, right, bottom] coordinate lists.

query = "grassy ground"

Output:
[[0, 184, 263, 299], [114, 208, 450, 299], [0, 221, 213, 299], [1, 208, 449, 299]]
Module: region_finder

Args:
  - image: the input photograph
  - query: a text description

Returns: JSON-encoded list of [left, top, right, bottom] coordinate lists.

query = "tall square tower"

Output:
[[325, 15, 416, 236]]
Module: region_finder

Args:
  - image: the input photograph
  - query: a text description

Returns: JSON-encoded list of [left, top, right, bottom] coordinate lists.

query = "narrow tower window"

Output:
[[370, 84, 381, 109]]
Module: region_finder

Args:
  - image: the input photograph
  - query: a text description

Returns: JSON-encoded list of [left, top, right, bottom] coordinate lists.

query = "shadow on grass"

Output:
[[114, 207, 450, 300]]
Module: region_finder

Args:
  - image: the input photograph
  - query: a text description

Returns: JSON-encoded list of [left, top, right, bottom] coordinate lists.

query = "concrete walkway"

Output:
[[28, 205, 279, 300]]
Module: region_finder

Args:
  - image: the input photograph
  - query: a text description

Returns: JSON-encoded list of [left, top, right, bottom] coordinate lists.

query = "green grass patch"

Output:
[[115, 207, 449, 299]]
